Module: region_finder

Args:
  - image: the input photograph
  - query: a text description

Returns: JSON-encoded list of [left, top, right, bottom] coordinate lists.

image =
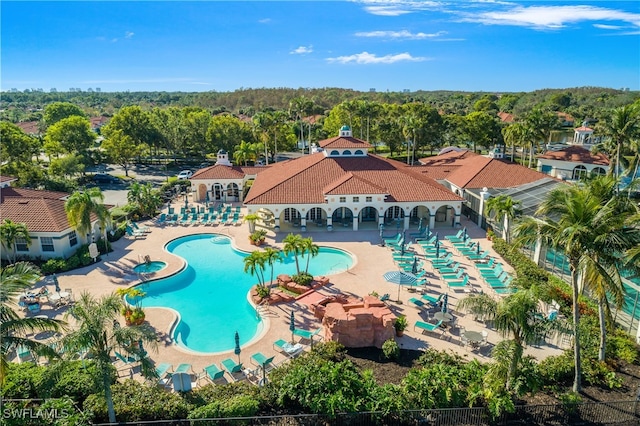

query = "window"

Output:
[[68, 231, 78, 247], [353, 197, 359, 203], [16, 237, 29, 252], [343, 150, 352, 156], [572, 165, 588, 180], [339, 197, 346, 203], [354, 150, 364, 156], [330, 150, 340, 156], [41, 237, 54, 252], [366, 196, 372, 202]]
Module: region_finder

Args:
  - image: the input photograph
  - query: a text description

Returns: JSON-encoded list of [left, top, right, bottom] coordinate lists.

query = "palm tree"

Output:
[[485, 195, 521, 243], [62, 292, 157, 424], [0, 219, 31, 264], [596, 104, 640, 191], [458, 290, 539, 391], [127, 182, 162, 219], [301, 237, 320, 274], [263, 247, 282, 287], [502, 122, 529, 163], [513, 178, 640, 392], [233, 140, 253, 166], [65, 187, 111, 248], [243, 250, 267, 287], [1, 262, 65, 384], [283, 233, 304, 275]]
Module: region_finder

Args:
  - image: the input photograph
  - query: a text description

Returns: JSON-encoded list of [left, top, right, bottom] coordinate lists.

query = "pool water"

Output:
[[133, 261, 167, 274], [133, 234, 354, 353]]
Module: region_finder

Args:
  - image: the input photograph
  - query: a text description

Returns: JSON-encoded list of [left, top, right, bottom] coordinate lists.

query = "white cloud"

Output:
[[355, 29, 447, 39], [364, 6, 412, 16], [290, 45, 313, 55], [258, 18, 271, 24], [124, 31, 135, 39], [358, 0, 444, 16], [459, 5, 640, 31], [326, 51, 428, 64], [593, 24, 623, 30]]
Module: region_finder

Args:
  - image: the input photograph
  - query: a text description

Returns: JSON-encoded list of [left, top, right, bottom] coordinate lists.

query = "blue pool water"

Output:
[[132, 234, 354, 353], [133, 261, 167, 274]]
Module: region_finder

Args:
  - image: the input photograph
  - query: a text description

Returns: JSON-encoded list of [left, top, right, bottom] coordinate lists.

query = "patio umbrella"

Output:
[[435, 240, 440, 259], [442, 293, 449, 313], [384, 271, 418, 302], [289, 310, 296, 344], [417, 217, 423, 233], [411, 257, 419, 275], [400, 240, 406, 256], [52, 274, 60, 293], [477, 242, 481, 255], [234, 331, 241, 364]]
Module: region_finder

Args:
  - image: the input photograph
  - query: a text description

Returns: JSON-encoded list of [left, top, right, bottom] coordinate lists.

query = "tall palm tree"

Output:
[[502, 122, 529, 163], [243, 251, 267, 287], [301, 237, 320, 274], [458, 290, 539, 391], [485, 195, 521, 243], [283, 233, 304, 275], [0, 219, 31, 264], [62, 292, 157, 424], [513, 178, 639, 392], [263, 247, 282, 287], [596, 104, 640, 191], [233, 140, 253, 166], [127, 182, 162, 219], [65, 187, 110, 246], [1, 262, 65, 384]]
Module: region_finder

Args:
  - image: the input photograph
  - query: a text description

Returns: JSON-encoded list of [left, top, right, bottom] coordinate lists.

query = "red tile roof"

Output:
[[191, 164, 271, 180], [90, 116, 110, 127], [416, 150, 549, 189], [319, 136, 372, 150], [244, 153, 462, 205], [0, 188, 72, 232], [575, 126, 593, 132], [538, 145, 609, 165], [498, 112, 514, 123], [1, 175, 17, 184]]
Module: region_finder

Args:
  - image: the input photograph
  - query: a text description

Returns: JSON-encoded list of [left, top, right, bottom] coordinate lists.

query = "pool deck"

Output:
[[21, 203, 566, 385]]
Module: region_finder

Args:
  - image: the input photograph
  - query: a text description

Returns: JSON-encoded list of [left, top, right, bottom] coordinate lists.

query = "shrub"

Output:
[[606, 332, 640, 364], [382, 339, 400, 360], [538, 354, 573, 387], [188, 395, 259, 420], [40, 258, 66, 274], [84, 380, 190, 422], [291, 272, 313, 286], [1, 363, 47, 399], [310, 341, 347, 362], [42, 360, 110, 402]]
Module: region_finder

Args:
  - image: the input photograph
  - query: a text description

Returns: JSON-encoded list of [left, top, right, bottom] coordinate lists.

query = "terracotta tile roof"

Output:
[[244, 153, 462, 205], [1, 175, 17, 184], [557, 112, 574, 122], [575, 126, 593, 132], [538, 145, 609, 165], [239, 166, 271, 175], [191, 164, 248, 179], [90, 116, 110, 127], [0, 187, 69, 202], [319, 136, 372, 150], [0, 197, 72, 233], [417, 150, 549, 189], [324, 173, 388, 195], [498, 112, 514, 123]]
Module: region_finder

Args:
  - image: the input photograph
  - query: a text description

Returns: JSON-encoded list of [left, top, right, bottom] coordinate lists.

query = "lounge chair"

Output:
[[383, 233, 402, 245], [221, 358, 245, 381], [125, 225, 145, 239], [114, 351, 140, 375], [440, 269, 464, 281], [199, 363, 225, 384], [409, 297, 429, 312], [422, 293, 445, 307], [273, 339, 304, 358], [250, 352, 276, 373], [190, 213, 199, 225], [201, 213, 210, 225], [445, 230, 465, 242], [178, 214, 189, 225], [130, 221, 150, 233], [380, 293, 391, 303], [231, 213, 240, 225], [467, 250, 490, 262], [293, 327, 323, 344], [414, 320, 444, 335], [155, 362, 173, 380], [437, 262, 462, 275], [155, 213, 166, 225], [447, 275, 470, 290], [172, 372, 196, 392]]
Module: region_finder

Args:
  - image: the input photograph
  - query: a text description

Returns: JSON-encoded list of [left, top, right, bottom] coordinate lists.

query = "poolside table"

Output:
[[433, 311, 453, 322], [463, 330, 484, 348]]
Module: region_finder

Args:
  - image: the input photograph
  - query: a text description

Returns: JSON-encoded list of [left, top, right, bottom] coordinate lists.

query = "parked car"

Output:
[[92, 173, 121, 184], [177, 170, 193, 180]]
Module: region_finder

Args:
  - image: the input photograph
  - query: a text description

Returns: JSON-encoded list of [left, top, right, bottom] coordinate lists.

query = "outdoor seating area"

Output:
[[157, 203, 243, 227]]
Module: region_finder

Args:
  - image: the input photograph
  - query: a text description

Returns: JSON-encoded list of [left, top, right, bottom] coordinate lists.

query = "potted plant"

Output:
[[249, 229, 268, 246], [486, 229, 495, 241], [116, 287, 147, 326], [244, 213, 259, 233], [394, 315, 408, 337]]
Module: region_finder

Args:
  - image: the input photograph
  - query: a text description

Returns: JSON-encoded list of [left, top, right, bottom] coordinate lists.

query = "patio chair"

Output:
[[380, 293, 391, 303], [221, 358, 245, 381], [293, 327, 323, 345], [421, 293, 445, 307], [250, 352, 276, 372], [199, 363, 225, 384], [414, 320, 444, 336], [383, 233, 402, 245], [200, 213, 210, 225], [172, 372, 196, 392], [130, 221, 150, 233], [408, 297, 430, 314], [155, 213, 167, 225], [440, 269, 464, 281], [446, 274, 469, 290], [445, 230, 465, 242], [273, 339, 304, 358], [125, 225, 145, 239]]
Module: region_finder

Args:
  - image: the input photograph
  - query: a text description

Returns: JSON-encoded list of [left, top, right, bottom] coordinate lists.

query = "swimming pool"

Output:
[[133, 234, 354, 353], [133, 261, 167, 274]]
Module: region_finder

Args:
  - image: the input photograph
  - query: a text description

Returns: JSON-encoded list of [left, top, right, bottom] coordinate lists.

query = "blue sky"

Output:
[[2, 1, 639, 93]]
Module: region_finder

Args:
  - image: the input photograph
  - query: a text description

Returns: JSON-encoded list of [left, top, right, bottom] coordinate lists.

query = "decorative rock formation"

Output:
[[321, 295, 396, 348]]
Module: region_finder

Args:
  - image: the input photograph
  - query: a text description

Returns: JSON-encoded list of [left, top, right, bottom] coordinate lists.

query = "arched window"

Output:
[[343, 150, 352, 156], [572, 165, 588, 180], [354, 150, 364, 156], [591, 167, 606, 176], [330, 150, 340, 156]]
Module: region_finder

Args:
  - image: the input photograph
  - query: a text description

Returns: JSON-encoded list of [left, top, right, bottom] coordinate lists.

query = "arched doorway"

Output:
[[306, 207, 325, 227], [212, 183, 224, 201], [572, 165, 587, 180], [359, 206, 377, 222], [332, 207, 353, 226], [227, 183, 240, 202]]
